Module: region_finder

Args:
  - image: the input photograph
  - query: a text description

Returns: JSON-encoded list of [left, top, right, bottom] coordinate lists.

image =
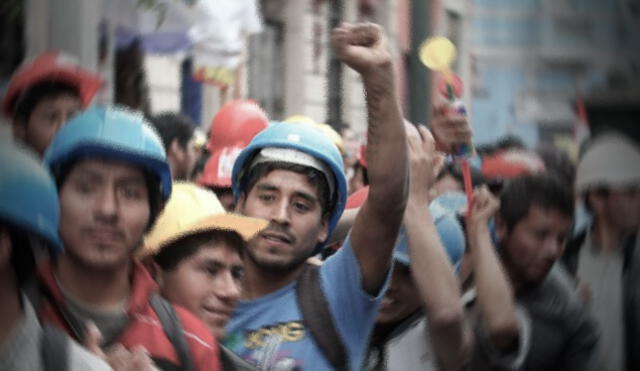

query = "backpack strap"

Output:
[[295, 263, 349, 371], [150, 293, 195, 371], [41, 324, 70, 371], [219, 344, 258, 371]]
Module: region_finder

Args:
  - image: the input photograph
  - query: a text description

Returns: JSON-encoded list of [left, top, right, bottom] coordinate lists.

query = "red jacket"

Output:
[[37, 260, 221, 371]]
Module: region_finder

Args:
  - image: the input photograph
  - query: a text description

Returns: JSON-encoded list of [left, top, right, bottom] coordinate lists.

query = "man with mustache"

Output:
[[223, 23, 408, 370], [35, 106, 222, 370]]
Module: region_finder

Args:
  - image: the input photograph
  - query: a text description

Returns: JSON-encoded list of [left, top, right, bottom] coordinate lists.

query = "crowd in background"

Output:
[[1, 22, 639, 371]]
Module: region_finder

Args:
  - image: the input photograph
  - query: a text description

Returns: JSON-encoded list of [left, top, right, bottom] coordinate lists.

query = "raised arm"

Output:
[[467, 188, 520, 352], [403, 124, 471, 370], [332, 23, 408, 294]]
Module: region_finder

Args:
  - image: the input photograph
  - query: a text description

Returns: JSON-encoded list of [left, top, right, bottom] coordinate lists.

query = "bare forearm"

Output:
[[404, 201, 470, 368], [350, 66, 408, 293], [362, 67, 408, 218], [469, 225, 519, 350]]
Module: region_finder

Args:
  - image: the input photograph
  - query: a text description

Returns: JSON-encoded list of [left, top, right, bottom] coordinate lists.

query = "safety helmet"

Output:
[[198, 146, 243, 188], [232, 122, 348, 245], [346, 187, 465, 269], [356, 144, 368, 168], [207, 100, 269, 151], [393, 201, 465, 271], [140, 182, 268, 259], [285, 115, 345, 155], [575, 132, 640, 192], [43, 105, 172, 201], [481, 149, 545, 180], [0, 141, 62, 253], [2, 51, 103, 117]]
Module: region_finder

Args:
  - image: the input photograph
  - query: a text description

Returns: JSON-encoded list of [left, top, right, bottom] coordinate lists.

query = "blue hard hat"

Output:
[[394, 201, 465, 271], [231, 122, 347, 245], [43, 105, 172, 200], [0, 141, 63, 253], [431, 191, 499, 248]]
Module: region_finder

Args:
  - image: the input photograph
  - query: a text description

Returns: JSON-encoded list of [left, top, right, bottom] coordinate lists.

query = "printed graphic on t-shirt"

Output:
[[225, 322, 307, 370]]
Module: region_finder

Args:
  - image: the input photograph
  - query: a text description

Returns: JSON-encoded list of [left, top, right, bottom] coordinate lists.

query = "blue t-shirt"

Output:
[[223, 237, 388, 370]]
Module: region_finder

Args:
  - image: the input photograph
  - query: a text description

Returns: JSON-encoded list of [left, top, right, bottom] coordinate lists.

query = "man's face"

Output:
[[601, 186, 640, 232], [237, 169, 328, 272], [159, 242, 242, 339], [499, 205, 572, 285], [59, 158, 150, 270], [377, 264, 421, 325], [172, 137, 198, 180], [14, 94, 82, 157]]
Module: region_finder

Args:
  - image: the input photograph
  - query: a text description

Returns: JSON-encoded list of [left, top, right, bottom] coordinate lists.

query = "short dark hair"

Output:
[[149, 112, 196, 151], [13, 81, 80, 122], [436, 162, 485, 188], [495, 135, 526, 151], [499, 174, 574, 232], [536, 144, 575, 186], [154, 230, 245, 271], [241, 162, 332, 218]]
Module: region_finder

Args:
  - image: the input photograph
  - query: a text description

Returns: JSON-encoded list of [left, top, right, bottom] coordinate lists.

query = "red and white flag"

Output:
[[574, 96, 590, 146]]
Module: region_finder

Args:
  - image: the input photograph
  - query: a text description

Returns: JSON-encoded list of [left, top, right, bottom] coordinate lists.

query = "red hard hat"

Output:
[[2, 51, 103, 117], [346, 186, 369, 209], [207, 100, 269, 151], [198, 146, 244, 188], [357, 144, 368, 168], [481, 149, 545, 179]]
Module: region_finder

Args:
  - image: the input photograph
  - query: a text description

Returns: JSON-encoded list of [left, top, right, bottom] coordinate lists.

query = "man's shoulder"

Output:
[[519, 268, 587, 323]]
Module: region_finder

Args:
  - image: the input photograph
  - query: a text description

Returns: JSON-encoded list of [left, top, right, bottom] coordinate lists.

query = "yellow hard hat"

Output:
[[314, 123, 344, 155], [140, 182, 268, 259], [284, 115, 344, 155], [284, 115, 317, 126]]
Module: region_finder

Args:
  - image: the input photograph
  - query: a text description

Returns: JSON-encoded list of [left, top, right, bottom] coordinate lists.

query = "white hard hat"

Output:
[[575, 132, 640, 192]]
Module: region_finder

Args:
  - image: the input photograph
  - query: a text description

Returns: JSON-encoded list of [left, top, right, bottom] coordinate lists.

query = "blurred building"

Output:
[[469, 0, 640, 149]]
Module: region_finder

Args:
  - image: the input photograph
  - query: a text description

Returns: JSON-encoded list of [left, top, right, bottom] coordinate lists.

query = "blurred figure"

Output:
[[149, 112, 199, 181], [0, 142, 110, 371], [563, 132, 640, 371], [430, 162, 485, 201], [536, 144, 575, 186], [495, 135, 527, 152], [497, 174, 599, 370], [365, 124, 468, 371], [2, 51, 102, 157], [199, 100, 269, 210], [481, 149, 546, 195]]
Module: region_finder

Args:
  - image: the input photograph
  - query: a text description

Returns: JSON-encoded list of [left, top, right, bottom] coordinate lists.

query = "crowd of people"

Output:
[[1, 22, 639, 371]]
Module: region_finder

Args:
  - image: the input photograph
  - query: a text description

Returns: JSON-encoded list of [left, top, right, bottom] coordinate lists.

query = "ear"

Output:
[[495, 214, 508, 243], [316, 215, 330, 244], [0, 227, 12, 271], [234, 193, 247, 213], [169, 138, 184, 159]]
